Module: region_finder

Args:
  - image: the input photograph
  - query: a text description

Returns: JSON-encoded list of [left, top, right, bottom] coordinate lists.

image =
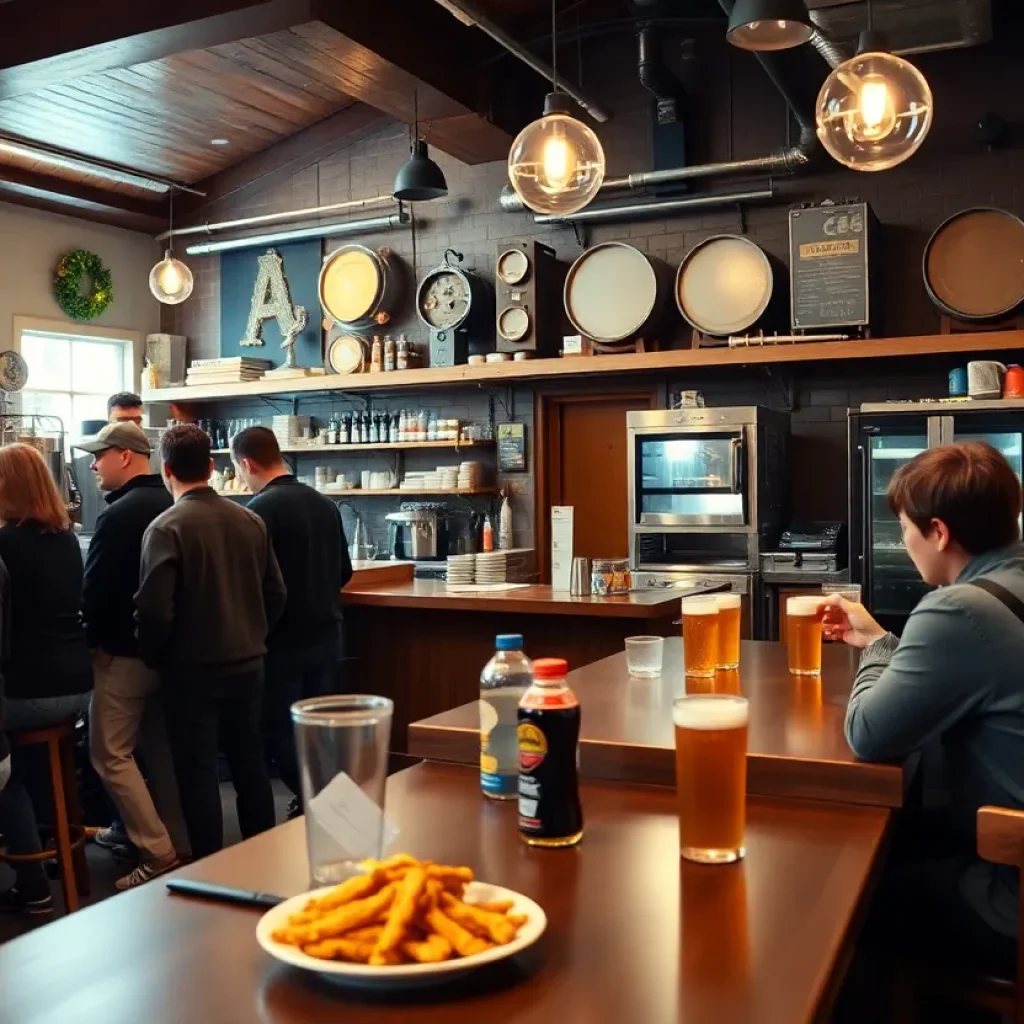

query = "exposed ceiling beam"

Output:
[[0, 166, 166, 232], [0, 0, 320, 98], [178, 104, 390, 220]]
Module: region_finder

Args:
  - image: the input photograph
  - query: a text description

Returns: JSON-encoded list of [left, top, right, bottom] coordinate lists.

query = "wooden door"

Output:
[[536, 388, 658, 580]]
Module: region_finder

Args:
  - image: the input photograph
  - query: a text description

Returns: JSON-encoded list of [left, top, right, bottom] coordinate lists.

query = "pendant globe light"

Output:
[[393, 93, 448, 202], [507, 0, 605, 215], [815, 4, 933, 173], [726, 0, 814, 52], [149, 190, 194, 305]]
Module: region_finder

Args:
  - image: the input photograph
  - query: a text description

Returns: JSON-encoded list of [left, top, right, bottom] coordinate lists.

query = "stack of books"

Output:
[[186, 357, 272, 385]]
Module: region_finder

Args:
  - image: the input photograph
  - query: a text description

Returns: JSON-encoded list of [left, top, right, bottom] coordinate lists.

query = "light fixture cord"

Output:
[[168, 188, 175, 257], [867, 0, 873, 32], [551, 0, 558, 93]]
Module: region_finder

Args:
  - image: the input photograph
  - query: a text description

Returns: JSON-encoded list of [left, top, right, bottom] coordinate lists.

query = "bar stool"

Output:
[[0, 717, 89, 913]]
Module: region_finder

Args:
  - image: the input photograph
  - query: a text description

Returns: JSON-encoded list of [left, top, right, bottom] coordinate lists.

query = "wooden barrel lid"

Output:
[[564, 243, 660, 342], [320, 246, 383, 324], [924, 208, 1024, 320]]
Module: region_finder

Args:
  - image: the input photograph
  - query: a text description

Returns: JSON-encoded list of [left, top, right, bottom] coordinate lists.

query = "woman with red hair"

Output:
[[0, 443, 92, 915]]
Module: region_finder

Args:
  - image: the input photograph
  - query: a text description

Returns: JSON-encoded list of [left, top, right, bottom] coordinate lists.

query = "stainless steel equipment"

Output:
[[386, 503, 449, 561], [628, 407, 790, 638], [850, 400, 1024, 633], [417, 249, 494, 366]]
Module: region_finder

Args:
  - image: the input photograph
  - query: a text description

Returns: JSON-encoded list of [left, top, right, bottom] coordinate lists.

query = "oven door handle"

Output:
[[730, 437, 743, 495]]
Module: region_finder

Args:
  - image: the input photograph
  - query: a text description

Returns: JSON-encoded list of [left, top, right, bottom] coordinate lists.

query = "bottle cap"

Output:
[[495, 634, 523, 651], [533, 657, 568, 679]]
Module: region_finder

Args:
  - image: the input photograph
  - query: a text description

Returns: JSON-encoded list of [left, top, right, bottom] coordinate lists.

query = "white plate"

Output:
[[256, 880, 546, 989]]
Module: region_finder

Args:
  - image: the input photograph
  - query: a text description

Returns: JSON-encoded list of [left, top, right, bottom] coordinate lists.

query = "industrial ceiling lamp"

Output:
[[393, 93, 448, 202], [726, 0, 814, 52], [815, 2, 933, 172], [507, 0, 605, 215], [149, 190, 194, 305]]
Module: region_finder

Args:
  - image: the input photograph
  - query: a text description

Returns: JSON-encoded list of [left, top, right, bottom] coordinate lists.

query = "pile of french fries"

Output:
[[272, 853, 528, 966]]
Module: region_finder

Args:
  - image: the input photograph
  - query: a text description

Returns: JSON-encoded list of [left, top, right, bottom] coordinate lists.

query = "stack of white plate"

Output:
[[400, 472, 427, 491], [458, 461, 483, 491], [272, 415, 310, 446], [438, 466, 459, 490], [447, 554, 476, 585], [475, 551, 507, 583]]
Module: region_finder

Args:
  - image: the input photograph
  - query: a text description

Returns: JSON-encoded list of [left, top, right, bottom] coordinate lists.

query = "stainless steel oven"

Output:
[[628, 408, 790, 637]]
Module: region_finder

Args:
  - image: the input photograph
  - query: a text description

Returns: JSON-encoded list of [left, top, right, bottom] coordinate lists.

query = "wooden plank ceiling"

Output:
[[0, 0, 548, 231]]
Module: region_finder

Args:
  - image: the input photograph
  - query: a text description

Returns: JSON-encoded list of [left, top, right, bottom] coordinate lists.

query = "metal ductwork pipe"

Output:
[[432, 0, 610, 122], [637, 23, 686, 124], [532, 187, 774, 225], [500, 2, 831, 214], [807, 26, 848, 70], [184, 213, 410, 255]]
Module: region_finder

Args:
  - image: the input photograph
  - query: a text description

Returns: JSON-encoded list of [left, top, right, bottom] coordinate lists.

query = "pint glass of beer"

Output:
[[715, 594, 741, 670], [682, 597, 719, 678], [673, 694, 748, 864], [787, 596, 823, 675]]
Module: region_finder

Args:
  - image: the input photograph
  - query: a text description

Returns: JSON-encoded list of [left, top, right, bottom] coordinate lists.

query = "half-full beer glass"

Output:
[[673, 694, 749, 863], [787, 596, 823, 675], [682, 597, 719, 678], [716, 593, 742, 669]]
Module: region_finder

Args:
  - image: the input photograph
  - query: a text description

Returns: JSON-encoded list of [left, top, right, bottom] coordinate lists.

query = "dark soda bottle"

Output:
[[517, 657, 583, 848]]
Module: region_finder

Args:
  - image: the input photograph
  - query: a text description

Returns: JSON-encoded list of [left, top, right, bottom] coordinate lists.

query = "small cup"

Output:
[[822, 583, 861, 603], [625, 636, 664, 678]]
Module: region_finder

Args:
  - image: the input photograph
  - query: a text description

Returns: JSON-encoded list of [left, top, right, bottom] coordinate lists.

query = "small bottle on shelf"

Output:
[[417, 409, 428, 443], [370, 335, 383, 373], [396, 334, 409, 371], [482, 514, 494, 551], [428, 414, 437, 442], [340, 413, 351, 445], [383, 334, 396, 372], [390, 412, 400, 444]]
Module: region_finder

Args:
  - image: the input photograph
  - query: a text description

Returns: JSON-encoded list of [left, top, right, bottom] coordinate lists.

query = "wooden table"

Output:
[[409, 640, 914, 808], [0, 762, 890, 1024], [341, 581, 680, 751]]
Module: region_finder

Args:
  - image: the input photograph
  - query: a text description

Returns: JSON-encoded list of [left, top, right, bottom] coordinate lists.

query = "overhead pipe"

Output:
[[157, 196, 397, 242], [807, 24, 848, 70], [637, 23, 686, 125], [532, 187, 775, 225], [184, 213, 410, 255], [431, 0, 611, 122], [500, 1, 830, 214]]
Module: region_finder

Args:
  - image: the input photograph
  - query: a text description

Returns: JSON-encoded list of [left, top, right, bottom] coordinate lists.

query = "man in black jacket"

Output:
[[76, 422, 188, 889], [232, 426, 352, 806], [136, 424, 286, 859]]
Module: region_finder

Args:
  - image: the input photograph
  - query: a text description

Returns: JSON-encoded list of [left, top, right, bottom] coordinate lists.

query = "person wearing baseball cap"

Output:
[[74, 421, 189, 889]]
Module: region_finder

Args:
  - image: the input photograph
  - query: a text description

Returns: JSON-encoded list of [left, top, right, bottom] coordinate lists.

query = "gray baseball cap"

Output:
[[74, 421, 152, 456]]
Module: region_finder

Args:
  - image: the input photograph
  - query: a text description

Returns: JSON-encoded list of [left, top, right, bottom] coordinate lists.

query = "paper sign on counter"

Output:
[[308, 771, 399, 862]]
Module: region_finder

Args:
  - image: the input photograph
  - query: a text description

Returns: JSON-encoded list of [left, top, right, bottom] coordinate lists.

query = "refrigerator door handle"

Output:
[[926, 416, 944, 448], [858, 443, 869, 593]]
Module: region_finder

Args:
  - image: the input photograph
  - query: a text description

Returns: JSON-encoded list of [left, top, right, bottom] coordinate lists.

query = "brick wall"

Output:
[[163, 28, 1024, 547]]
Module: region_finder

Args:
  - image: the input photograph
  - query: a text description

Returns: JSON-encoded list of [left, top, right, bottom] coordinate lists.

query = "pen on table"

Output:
[[166, 878, 284, 910]]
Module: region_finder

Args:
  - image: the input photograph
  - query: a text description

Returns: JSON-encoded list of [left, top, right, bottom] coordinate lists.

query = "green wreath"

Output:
[[54, 249, 113, 321]]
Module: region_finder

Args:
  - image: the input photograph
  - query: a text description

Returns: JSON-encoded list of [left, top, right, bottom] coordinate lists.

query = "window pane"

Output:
[[72, 339, 126, 395], [21, 334, 70, 391], [72, 394, 110, 432], [20, 390, 73, 437]]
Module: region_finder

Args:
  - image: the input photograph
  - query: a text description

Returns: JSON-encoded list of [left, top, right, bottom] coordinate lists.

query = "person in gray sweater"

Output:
[[136, 424, 287, 860], [824, 440, 1024, 974]]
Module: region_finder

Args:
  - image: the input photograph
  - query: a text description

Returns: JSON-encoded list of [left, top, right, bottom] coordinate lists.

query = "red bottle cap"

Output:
[[533, 658, 568, 679]]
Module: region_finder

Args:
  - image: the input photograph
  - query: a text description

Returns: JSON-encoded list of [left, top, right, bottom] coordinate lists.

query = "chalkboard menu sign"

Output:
[[789, 202, 876, 332], [497, 423, 527, 473]]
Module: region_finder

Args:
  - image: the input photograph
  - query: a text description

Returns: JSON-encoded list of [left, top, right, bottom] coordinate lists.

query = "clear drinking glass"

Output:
[[682, 597, 720, 677], [715, 593, 742, 670], [291, 695, 394, 886], [625, 636, 664, 678], [786, 596, 823, 676], [822, 583, 862, 603]]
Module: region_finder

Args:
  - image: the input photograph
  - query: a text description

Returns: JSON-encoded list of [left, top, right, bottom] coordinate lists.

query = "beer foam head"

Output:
[[787, 595, 822, 617], [681, 596, 719, 616], [716, 593, 741, 610], [673, 695, 748, 730]]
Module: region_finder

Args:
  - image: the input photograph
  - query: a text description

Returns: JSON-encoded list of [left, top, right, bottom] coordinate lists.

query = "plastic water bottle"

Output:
[[480, 634, 532, 800]]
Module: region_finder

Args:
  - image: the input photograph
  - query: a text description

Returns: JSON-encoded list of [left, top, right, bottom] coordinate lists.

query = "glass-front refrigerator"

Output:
[[849, 401, 1024, 633]]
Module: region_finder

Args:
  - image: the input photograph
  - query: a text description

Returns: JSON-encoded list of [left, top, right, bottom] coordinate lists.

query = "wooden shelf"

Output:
[[142, 330, 1024, 404], [210, 440, 493, 455], [216, 487, 497, 498]]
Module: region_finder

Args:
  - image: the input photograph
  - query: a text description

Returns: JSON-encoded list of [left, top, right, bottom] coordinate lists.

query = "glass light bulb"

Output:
[[508, 105, 605, 215], [816, 50, 933, 172], [149, 250, 194, 305]]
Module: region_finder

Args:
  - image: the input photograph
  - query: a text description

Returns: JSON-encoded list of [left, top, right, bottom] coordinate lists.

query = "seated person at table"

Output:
[[0, 444, 93, 915], [824, 440, 1024, 972]]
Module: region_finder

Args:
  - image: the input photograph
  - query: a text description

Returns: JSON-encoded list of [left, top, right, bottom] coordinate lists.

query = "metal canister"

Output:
[[591, 558, 631, 595]]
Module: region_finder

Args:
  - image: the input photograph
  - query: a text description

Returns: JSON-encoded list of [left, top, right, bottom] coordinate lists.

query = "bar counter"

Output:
[[341, 577, 680, 750], [0, 762, 890, 1024], [410, 640, 915, 808]]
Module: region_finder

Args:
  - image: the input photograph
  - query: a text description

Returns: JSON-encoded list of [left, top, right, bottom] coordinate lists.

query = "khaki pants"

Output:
[[90, 655, 190, 861]]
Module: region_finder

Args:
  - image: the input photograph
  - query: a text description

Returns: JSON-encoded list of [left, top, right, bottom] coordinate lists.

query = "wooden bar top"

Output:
[[344, 560, 415, 588], [0, 762, 890, 1024], [342, 579, 681, 618], [409, 640, 914, 808]]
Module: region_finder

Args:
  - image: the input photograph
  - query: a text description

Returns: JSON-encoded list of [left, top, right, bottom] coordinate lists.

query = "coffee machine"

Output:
[[386, 503, 449, 561]]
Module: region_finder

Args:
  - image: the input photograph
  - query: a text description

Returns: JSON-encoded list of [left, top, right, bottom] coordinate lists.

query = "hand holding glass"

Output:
[[820, 595, 888, 649]]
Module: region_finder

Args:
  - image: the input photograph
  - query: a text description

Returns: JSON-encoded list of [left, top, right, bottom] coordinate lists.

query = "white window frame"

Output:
[[11, 315, 140, 430]]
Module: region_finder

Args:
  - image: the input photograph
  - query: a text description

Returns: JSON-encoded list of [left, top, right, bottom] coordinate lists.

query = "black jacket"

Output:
[[0, 555, 10, 762], [83, 474, 172, 657], [135, 487, 287, 675], [0, 523, 92, 700], [247, 475, 353, 651]]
